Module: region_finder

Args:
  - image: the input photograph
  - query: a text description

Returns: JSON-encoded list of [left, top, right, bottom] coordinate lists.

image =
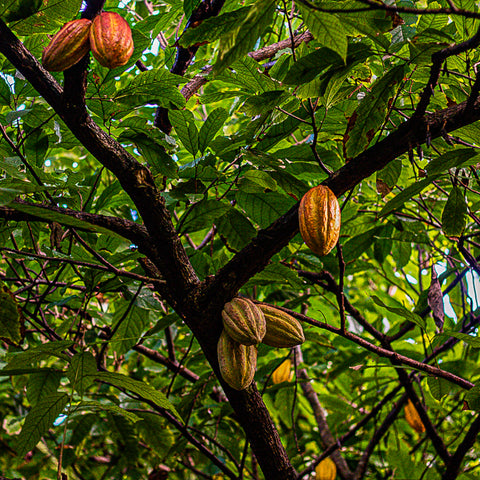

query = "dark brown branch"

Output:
[[442, 414, 480, 479]]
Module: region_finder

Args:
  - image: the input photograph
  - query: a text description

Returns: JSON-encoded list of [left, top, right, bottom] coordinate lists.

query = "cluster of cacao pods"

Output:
[[315, 457, 337, 480], [42, 12, 133, 72], [217, 297, 305, 390], [299, 185, 341, 256], [405, 399, 425, 434]]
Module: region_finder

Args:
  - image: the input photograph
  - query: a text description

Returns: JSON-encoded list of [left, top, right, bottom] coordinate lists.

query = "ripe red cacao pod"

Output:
[[222, 297, 266, 346], [217, 330, 257, 390], [258, 304, 305, 348], [90, 12, 134, 69], [299, 185, 341, 256], [41, 19, 92, 72]]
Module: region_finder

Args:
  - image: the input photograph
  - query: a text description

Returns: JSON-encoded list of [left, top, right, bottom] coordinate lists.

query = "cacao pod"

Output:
[[89, 12, 134, 69], [315, 457, 337, 480], [41, 19, 92, 72], [258, 304, 305, 348], [222, 297, 266, 346], [272, 359, 293, 384], [405, 399, 425, 434], [299, 185, 341, 256], [217, 329, 257, 390]]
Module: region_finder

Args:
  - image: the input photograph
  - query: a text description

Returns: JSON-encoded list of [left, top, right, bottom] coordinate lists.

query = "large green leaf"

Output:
[[297, 3, 348, 60], [179, 199, 231, 234], [442, 186, 467, 237], [371, 295, 425, 330], [344, 66, 405, 159], [198, 107, 228, 154], [16, 392, 69, 456], [169, 110, 199, 156], [93, 371, 181, 420], [214, 0, 276, 74], [0, 284, 23, 345], [67, 352, 97, 396], [26, 371, 62, 406]]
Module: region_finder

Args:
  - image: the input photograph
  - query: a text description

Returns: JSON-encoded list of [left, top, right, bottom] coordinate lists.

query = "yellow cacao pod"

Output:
[[222, 297, 266, 346], [315, 457, 336, 480], [41, 19, 92, 72], [258, 304, 305, 348], [299, 185, 341, 256], [272, 359, 293, 384], [217, 330, 257, 390], [90, 12, 134, 69], [405, 399, 425, 434]]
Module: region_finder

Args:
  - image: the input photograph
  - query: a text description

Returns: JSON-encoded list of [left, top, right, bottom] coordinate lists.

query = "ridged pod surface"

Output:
[[272, 359, 292, 384], [222, 297, 266, 346], [41, 19, 92, 72], [405, 399, 425, 433], [299, 185, 341, 256], [258, 304, 305, 348], [217, 330, 257, 390], [315, 457, 337, 480], [90, 12, 134, 69]]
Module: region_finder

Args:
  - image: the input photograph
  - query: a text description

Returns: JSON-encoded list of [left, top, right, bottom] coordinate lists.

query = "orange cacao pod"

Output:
[[405, 399, 425, 434], [41, 19, 92, 72], [217, 330, 257, 390], [299, 185, 341, 256], [222, 297, 266, 346], [272, 359, 292, 384], [258, 304, 304, 348], [315, 457, 337, 480], [90, 12, 134, 69]]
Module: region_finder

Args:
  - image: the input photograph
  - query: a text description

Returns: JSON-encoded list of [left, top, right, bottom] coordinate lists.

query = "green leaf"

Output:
[[169, 110, 199, 156], [426, 148, 480, 175], [427, 376, 452, 401], [379, 176, 440, 218], [0, 76, 12, 106], [12, 0, 83, 34], [24, 129, 49, 168], [377, 158, 402, 196], [179, 199, 231, 233], [179, 7, 250, 47], [242, 170, 278, 191], [297, 4, 347, 60], [436, 331, 480, 349], [26, 371, 62, 406], [344, 66, 405, 159], [215, 0, 276, 74], [78, 401, 140, 423], [67, 352, 97, 396], [110, 304, 151, 356], [0, 284, 23, 345], [0, 0, 42, 22], [464, 385, 480, 411], [16, 392, 69, 456], [115, 69, 187, 109], [216, 209, 257, 251], [342, 226, 382, 263], [283, 48, 342, 85], [135, 137, 179, 179], [3, 341, 73, 370], [371, 295, 425, 330], [198, 108, 228, 154], [441, 186, 467, 237], [235, 191, 295, 229], [240, 90, 290, 116], [93, 371, 181, 420]]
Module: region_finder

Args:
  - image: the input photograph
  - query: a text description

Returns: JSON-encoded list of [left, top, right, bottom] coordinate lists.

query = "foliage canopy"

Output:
[[0, 0, 480, 479]]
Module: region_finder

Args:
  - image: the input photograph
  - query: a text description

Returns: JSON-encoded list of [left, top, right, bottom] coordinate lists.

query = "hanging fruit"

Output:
[[315, 457, 337, 480], [89, 11, 134, 69], [258, 304, 305, 348], [272, 359, 292, 384], [41, 19, 92, 72], [405, 399, 425, 434], [299, 185, 341, 256], [222, 297, 266, 346]]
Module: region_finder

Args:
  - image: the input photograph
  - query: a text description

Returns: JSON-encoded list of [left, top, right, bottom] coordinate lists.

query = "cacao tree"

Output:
[[1, 0, 480, 479]]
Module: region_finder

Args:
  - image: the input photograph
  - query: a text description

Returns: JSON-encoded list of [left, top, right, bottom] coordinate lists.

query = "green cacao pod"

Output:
[[222, 297, 266, 346], [217, 330, 257, 390], [90, 12, 134, 69], [405, 399, 425, 434], [272, 359, 292, 384], [258, 304, 304, 348], [41, 19, 92, 72], [299, 185, 341, 256], [315, 457, 337, 480]]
